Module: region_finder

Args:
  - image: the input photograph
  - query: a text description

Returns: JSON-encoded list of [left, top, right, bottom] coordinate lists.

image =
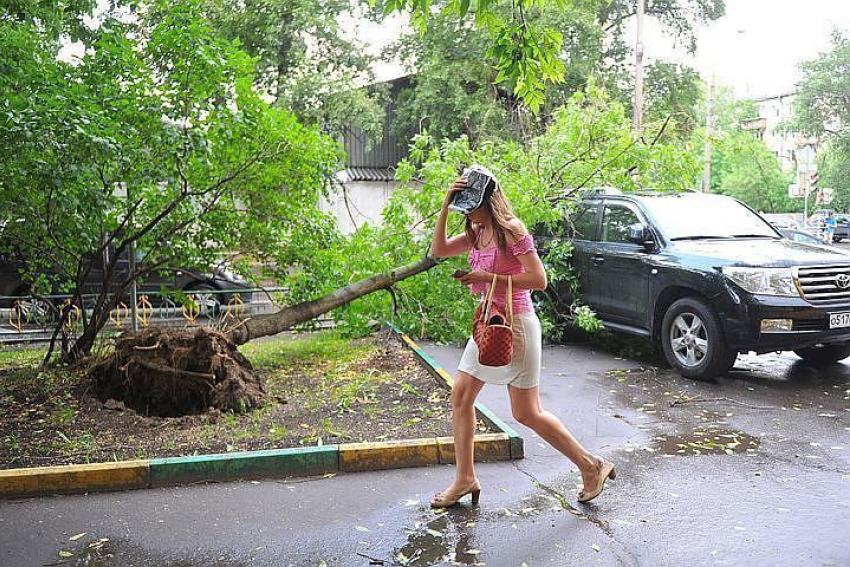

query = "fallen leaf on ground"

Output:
[[69, 532, 86, 541]]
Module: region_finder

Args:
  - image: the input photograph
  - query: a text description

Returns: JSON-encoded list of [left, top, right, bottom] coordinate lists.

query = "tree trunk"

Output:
[[227, 255, 439, 345], [62, 301, 112, 364]]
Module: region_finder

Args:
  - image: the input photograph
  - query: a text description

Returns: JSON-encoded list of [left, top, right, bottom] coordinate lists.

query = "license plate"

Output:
[[829, 312, 850, 329]]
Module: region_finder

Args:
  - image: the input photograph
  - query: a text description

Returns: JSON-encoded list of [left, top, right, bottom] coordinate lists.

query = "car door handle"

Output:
[[591, 255, 605, 264]]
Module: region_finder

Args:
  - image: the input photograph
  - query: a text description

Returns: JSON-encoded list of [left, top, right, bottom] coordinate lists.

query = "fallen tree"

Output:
[[225, 256, 439, 345], [91, 256, 439, 416]]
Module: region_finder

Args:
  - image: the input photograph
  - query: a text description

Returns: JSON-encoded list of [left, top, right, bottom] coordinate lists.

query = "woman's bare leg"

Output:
[[438, 371, 485, 495], [507, 385, 605, 490]]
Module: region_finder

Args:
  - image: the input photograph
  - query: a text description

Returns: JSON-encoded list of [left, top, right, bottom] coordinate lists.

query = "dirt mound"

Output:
[[90, 327, 268, 417]]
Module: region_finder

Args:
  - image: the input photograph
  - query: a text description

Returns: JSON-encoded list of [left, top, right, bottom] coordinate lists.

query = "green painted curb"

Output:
[[149, 445, 338, 487], [386, 323, 524, 461]]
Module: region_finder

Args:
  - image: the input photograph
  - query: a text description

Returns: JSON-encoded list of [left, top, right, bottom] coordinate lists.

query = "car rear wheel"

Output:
[[661, 297, 737, 380], [793, 343, 850, 365]]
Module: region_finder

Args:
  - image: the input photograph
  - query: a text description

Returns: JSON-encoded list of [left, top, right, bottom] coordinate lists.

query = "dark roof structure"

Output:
[[343, 167, 396, 182], [341, 76, 412, 176]]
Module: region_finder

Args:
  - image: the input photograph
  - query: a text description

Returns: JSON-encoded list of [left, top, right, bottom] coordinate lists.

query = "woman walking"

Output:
[[429, 166, 615, 508]]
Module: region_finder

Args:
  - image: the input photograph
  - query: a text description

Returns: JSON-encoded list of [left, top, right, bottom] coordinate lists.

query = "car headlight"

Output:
[[721, 267, 799, 297]]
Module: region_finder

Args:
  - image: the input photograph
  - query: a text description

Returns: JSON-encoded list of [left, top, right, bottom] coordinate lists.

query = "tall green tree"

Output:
[[380, 0, 722, 110], [792, 30, 850, 210], [818, 141, 850, 212], [644, 61, 702, 140], [386, 0, 713, 143], [0, 1, 342, 361], [711, 133, 796, 213], [1, 0, 96, 42], [190, 0, 388, 142], [792, 30, 850, 142]]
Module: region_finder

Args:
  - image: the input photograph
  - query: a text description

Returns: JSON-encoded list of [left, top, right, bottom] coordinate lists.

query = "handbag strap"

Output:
[[483, 273, 513, 329], [505, 274, 513, 328], [483, 272, 498, 322]]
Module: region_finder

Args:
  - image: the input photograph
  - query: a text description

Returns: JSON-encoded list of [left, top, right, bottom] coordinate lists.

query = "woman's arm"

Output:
[[510, 252, 547, 290], [458, 255, 547, 291], [430, 178, 474, 258]]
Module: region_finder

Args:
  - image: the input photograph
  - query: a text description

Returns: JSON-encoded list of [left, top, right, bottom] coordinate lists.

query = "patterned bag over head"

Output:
[[473, 273, 514, 367]]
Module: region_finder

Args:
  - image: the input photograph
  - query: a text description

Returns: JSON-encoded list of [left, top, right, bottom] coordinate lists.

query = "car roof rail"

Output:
[[575, 186, 622, 198], [546, 186, 619, 204]]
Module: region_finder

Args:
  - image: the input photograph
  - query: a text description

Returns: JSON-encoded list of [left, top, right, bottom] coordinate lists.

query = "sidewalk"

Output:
[[0, 342, 640, 567]]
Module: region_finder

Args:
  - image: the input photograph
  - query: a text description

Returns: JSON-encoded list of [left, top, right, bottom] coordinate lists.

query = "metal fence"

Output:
[[0, 287, 328, 345]]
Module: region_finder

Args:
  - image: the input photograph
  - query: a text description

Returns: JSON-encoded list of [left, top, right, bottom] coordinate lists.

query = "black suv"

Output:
[[537, 190, 850, 379]]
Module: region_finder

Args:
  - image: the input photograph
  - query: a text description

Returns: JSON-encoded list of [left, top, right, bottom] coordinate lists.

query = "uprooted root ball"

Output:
[[89, 327, 267, 417]]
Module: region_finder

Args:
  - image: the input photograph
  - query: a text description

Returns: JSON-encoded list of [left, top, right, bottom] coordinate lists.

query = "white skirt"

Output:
[[457, 311, 541, 389]]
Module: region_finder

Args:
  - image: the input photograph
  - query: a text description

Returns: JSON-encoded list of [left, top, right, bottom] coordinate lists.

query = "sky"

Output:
[[641, 0, 850, 98], [359, 0, 850, 99]]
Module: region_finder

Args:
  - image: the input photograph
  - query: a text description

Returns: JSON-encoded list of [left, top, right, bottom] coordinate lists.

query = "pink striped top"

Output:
[[467, 233, 536, 314]]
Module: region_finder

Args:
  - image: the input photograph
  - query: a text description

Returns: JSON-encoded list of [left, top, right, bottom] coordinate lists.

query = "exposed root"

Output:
[[89, 327, 268, 417]]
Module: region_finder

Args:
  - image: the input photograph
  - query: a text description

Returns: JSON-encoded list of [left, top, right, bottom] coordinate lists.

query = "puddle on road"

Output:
[[652, 429, 760, 456], [393, 510, 482, 566]]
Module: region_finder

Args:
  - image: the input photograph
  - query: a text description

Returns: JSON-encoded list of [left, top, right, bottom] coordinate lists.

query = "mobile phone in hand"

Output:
[[452, 269, 470, 279]]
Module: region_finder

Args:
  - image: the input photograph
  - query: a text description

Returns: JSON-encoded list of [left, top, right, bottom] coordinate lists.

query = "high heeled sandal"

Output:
[[578, 459, 616, 503], [430, 480, 482, 508]]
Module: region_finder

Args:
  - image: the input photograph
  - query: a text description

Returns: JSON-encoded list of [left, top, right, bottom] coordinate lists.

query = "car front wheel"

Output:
[[794, 343, 850, 365], [661, 297, 737, 380]]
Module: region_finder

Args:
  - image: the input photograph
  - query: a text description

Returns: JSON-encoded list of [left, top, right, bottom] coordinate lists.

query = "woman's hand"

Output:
[[457, 270, 491, 286], [443, 177, 467, 208]]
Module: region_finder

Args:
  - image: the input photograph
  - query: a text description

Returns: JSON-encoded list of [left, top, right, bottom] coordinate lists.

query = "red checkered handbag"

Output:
[[473, 273, 514, 367]]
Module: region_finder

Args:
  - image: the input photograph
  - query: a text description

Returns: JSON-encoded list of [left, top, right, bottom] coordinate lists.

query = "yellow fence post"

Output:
[[182, 294, 200, 325], [109, 302, 129, 328], [61, 299, 81, 333], [8, 300, 26, 333], [137, 295, 153, 328], [223, 292, 245, 322]]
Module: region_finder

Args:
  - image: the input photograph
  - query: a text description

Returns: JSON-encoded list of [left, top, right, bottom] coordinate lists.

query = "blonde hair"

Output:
[[464, 183, 523, 251]]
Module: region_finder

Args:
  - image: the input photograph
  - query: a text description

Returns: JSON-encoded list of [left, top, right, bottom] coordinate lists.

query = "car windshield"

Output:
[[641, 195, 780, 240]]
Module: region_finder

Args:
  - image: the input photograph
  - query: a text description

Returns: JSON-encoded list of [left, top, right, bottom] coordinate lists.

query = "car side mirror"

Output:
[[627, 223, 654, 248]]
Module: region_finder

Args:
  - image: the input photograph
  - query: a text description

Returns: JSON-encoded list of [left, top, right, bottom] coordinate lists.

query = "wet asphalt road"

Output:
[[1, 342, 849, 567]]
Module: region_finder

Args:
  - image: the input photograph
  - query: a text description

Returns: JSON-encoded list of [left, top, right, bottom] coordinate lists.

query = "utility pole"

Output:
[[632, 0, 645, 131], [702, 75, 714, 193]]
